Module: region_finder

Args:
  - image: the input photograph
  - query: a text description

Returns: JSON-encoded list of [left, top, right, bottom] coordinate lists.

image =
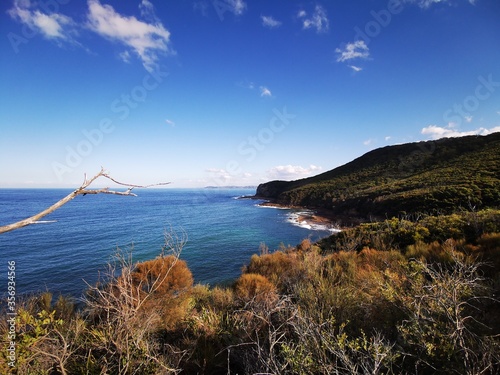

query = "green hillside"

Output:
[[256, 133, 500, 220]]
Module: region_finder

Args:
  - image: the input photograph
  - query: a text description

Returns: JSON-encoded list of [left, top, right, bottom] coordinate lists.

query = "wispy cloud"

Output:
[[206, 168, 232, 182], [297, 5, 329, 33], [349, 65, 363, 72], [8, 0, 77, 43], [139, 0, 159, 23], [405, 0, 477, 8], [119, 50, 131, 63], [237, 80, 255, 90], [165, 119, 175, 127], [421, 124, 500, 139], [239, 81, 273, 98], [336, 40, 370, 62], [225, 0, 247, 16], [261, 15, 282, 28], [260, 86, 272, 97], [86, 0, 172, 73], [267, 165, 322, 180]]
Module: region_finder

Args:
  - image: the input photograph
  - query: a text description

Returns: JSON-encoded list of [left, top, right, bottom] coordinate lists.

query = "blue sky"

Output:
[[1, 0, 499, 188]]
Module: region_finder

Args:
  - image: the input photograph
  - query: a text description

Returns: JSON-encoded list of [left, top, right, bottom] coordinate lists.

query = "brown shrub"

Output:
[[245, 251, 303, 291], [131, 255, 194, 328], [234, 273, 277, 303]]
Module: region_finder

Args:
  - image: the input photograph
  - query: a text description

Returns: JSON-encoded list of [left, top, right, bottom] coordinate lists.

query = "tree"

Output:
[[0, 168, 169, 234]]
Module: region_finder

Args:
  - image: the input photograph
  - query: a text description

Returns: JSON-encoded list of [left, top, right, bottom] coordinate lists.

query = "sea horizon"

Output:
[[0, 188, 334, 299]]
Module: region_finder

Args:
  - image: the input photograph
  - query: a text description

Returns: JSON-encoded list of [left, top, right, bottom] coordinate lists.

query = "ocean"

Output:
[[0, 188, 335, 299]]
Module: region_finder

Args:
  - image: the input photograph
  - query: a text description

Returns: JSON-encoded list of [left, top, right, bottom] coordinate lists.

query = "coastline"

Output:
[[239, 194, 365, 231], [255, 200, 363, 231]]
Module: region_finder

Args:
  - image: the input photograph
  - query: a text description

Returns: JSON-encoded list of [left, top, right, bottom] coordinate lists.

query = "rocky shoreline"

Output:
[[251, 199, 363, 230]]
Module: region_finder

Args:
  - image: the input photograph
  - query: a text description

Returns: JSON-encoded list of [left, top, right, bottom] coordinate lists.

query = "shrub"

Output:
[[131, 255, 194, 329], [234, 273, 277, 303], [245, 251, 303, 292]]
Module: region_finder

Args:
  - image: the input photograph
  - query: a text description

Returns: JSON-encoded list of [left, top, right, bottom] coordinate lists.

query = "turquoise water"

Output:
[[0, 188, 333, 298]]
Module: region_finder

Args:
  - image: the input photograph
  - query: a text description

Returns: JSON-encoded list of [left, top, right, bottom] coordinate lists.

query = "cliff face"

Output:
[[255, 180, 290, 199], [256, 133, 500, 219]]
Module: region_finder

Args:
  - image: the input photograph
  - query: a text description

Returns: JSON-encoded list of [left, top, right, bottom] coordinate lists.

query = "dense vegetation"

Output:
[[256, 133, 500, 220], [1, 209, 499, 374], [2, 134, 499, 373]]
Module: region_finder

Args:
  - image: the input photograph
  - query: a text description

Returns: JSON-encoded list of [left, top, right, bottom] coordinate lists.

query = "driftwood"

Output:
[[0, 168, 170, 234]]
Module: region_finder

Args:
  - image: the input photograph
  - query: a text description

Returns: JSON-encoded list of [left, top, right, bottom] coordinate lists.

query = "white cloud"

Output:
[[224, 0, 247, 16], [165, 119, 175, 127], [237, 80, 255, 90], [261, 15, 282, 28], [87, 0, 172, 73], [464, 116, 473, 123], [336, 40, 370, 62], [363, 139, 374, 146], [139, 0, 158, 22], [8, 0, 76, 42], [421, 125, 500, 139], [298, 5, 329, 33], [414, 0, 447, 7], [267, 165, 322, 180], [260, 86, 272, 97], [385, 136, 392, 141], [119, 50, 131, 63], [206, 168, 232, 182], [349, 65, 363, 72], [404, 0, 477, 8]]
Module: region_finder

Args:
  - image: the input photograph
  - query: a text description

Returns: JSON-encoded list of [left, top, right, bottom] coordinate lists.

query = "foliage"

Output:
[[1, 223, 499, 374], [257, 133, 500, 220], [318, 209, 500, 253]]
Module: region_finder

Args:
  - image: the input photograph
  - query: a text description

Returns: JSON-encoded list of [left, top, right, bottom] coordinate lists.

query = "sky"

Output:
[[1, 0, 499, 188]]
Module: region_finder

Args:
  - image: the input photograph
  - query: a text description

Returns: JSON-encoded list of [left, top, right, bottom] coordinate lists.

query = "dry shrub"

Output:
[[310, 249, 406, 336], [359, 248, 405, 271], [405, 240, 456, 263], [245, 251, 303, 291], [478, 233, 500, 257], [234, 273, 277, 303], [133, 256, 192, 295], [132, 255, 193, 328], [297, 238, 320, 252]]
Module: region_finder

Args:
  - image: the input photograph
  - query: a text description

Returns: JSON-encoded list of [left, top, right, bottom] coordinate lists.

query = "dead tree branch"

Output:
[[0, 168, 170, 234]]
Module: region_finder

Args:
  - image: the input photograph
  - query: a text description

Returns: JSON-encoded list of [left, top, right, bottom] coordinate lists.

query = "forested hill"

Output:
[[256, 133, 500, 220]]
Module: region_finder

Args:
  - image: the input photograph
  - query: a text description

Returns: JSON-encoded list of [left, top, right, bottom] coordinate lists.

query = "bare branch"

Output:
[[0, 168, 170, 234]]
